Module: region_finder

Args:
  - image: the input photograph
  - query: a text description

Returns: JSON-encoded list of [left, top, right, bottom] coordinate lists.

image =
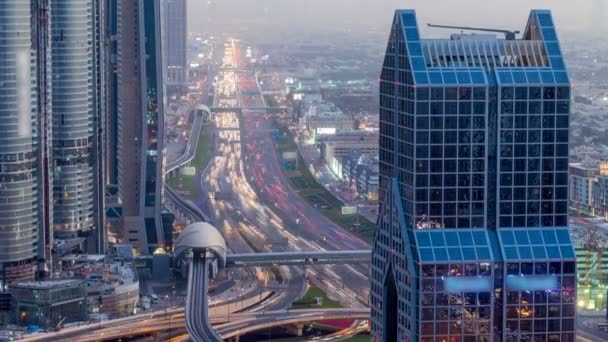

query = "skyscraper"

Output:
[[117, 0, 166, 253], [0, 0, 43, 286], [163, 0, 188, 96], [371, 10, 575, 341], [50, 0, 105, 250]]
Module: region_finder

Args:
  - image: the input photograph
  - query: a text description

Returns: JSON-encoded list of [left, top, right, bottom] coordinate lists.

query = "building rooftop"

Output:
[[13, 279, 82, 290], [384, 9, 569, 86], [60, 254, 106, 263]]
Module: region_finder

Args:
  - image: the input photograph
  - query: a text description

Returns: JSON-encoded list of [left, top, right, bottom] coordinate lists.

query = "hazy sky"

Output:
[[188, 0, 604, 39]]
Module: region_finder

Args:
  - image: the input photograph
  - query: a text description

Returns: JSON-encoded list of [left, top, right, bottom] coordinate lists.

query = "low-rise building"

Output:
[[569, 160, 608, 219], [570, 161, 599, 213], [85, 262, 139, 318], [11, 280, 87, 329], [341, 153, 379, 202], [319, 131, 378, 176], [304, 102, 354, 141]]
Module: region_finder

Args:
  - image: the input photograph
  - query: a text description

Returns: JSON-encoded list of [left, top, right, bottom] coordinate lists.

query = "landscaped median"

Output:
[[166, 125, 212, 198], [290, 286, 341, 310], [273, 123, 376, 243]]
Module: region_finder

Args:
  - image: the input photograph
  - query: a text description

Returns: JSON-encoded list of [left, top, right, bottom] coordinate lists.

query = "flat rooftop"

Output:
[[13, 279, 82, 290]]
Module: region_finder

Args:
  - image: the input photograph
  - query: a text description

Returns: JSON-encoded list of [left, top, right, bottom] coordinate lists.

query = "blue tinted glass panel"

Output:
[[445, 232, 459, 246], [415, 72, 429, 84], [504, 246, 519, 259], [442, 72, 457, 84], [560, 245, 575, 259], [471, 71, 485, 84], [457, 72, 471, 84], [528, 230, 543, 245], [546, 245, 561, 259], [476, 247, 491, 260], [554, 72, 569, 84], [532, 246, 547, 259], [411, 57, 426, 70], [499, 72, 513, 84], [462, 247, 476, 260], [518, 246, 533, 259], [428, 72, 443, 84], [526, 71, 541, 84], [545, 42, 561, 56], [555, 229, 571, 244], [550, 57, 565, 70], [405, 28, 420, 41], [473, 231, 487, 245], [513, 71, 527, 84], [417, 231, 432, 247], [514, 230, 530, 244], [434, 247, 449, 261], [500, 230, 516, 245], [459, 231, 474, 246], [542, 28, 557, 41], [420, 248, 435, 261], [402, 13, 417, 27], [537, 13, 553, 27], [542, 230, 557, 244], [430, 231, 446, 246], [408, 43, 423, 56], [541, 71, 555, 83], [448, 247, 463, 261], [487, 230, 503, 262]]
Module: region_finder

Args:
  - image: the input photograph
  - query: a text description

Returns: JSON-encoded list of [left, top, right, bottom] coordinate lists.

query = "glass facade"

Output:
[[141, 0, 165, 248], [372, 10, 575, 342], [0, 0, 41, 283], [51, 0, 96, 236], [11, 280, 87, 328]]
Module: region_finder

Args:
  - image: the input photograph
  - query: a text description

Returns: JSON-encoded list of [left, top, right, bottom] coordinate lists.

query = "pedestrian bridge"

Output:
[[225, 250, 371, 268]]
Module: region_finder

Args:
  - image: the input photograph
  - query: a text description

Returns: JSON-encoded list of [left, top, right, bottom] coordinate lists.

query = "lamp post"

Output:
[[98, 304, 103, 331]]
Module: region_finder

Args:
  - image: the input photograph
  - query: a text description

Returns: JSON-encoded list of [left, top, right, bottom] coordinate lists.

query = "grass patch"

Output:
[[166, 125, 212, 198], [290, 286, 342, 310], [274, 124, 375, 243]]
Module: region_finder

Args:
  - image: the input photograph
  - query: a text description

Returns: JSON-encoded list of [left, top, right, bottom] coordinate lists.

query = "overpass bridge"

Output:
[[24, 308, 369, 342], [225, 250, 371, 268], [175, 222, 371, 342], [217, 308, 370, 340], [211, 106, 286, 113], [166, 108, 205, 175]]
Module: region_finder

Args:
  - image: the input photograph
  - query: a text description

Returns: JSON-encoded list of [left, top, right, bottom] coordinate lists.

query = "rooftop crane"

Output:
[[427, 23, 520, 40]]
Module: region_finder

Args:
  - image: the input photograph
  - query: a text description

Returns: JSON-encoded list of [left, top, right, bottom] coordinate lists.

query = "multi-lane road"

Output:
[[189, 39, 371, 310]]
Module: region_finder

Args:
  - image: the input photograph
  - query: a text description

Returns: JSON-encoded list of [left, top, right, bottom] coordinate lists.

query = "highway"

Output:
[[23, 308, 369, 342], [200, 40, 371, 308]]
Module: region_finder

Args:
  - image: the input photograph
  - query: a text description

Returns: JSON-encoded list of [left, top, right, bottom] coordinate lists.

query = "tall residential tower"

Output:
[[0, 0, 43, 286], [371, 10, 575, 341], [50, 0, 105, 251], [163, 0, 188, 96], [117, 0, 166, 253]]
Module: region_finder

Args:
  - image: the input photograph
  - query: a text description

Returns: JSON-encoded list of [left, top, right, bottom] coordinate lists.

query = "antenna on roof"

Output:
[[427, 23, 520, 40]]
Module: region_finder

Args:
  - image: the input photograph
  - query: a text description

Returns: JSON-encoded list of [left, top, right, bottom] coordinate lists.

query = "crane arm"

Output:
[[427, 23, 520, 40]]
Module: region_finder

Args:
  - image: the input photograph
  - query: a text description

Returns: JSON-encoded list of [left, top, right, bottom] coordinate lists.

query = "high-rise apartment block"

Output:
[[163, 0, 188, 96], [50, 0, 105, 250], [372, 10, 575, 341], [117, 0, 166, 253], [0, 0, 107, 286]]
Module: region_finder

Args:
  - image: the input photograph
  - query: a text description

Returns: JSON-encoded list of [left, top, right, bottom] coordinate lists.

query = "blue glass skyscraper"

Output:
[[371, 10, 576, 342]]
